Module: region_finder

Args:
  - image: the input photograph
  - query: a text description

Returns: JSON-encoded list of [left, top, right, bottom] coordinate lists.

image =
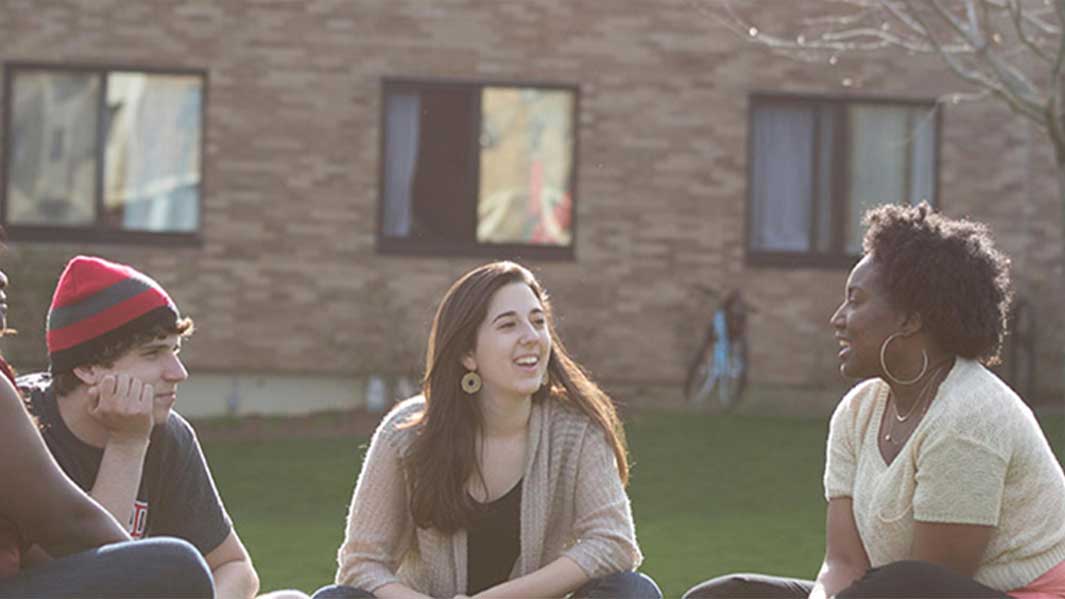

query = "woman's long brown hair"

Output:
[[403, 261, 629, 533]]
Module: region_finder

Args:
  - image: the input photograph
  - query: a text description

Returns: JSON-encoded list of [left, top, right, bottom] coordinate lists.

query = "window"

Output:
[[747, 93, 939, 267], [2, 64, 204, 243], [378, 79, 578, 259]]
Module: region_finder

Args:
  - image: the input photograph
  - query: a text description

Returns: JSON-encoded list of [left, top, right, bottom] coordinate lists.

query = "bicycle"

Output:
[[684, 288, 755, 412]]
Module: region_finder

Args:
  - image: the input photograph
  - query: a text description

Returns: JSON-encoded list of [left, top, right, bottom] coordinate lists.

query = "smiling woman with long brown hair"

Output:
[[314, 261, 660, 599]]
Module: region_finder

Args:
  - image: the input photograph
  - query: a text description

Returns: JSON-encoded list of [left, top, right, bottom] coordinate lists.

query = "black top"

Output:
[[19, 372, 232, 555], [466, 479, 523, 595]]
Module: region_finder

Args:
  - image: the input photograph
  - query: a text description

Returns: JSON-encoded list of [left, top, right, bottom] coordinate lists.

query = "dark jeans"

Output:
[[313, 570, 662, 598], [576, 571, 662, 598], [683, 560, 1010, 599], [0, 537, 214, 598], [683, 572, 814, 598]]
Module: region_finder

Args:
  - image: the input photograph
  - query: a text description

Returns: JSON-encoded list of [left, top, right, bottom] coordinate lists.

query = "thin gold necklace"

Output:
[[884, 364, 944, 444], [893, 369, 938, 423]]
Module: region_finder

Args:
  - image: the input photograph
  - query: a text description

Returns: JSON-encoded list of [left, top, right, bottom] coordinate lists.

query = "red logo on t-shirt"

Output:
[[130, 500, 149, 539]]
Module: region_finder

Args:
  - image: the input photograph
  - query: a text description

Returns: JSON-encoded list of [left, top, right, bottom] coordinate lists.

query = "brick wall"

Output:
[[1, 0, 1060, 409]]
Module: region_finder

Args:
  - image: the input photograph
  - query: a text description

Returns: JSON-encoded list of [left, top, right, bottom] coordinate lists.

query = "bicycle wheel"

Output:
[[713, 337, 748, 412], [685, 336, 717, 405], [690, 353, 715, 405]]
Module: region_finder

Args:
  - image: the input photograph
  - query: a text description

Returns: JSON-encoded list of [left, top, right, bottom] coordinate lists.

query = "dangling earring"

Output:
[[461, 371, 482, 395], [540, 370, 549, 389], [880, 332, 928, 385]]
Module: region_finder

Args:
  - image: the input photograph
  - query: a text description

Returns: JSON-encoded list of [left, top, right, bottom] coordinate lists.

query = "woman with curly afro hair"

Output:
[[686, 203, 1065, 599]]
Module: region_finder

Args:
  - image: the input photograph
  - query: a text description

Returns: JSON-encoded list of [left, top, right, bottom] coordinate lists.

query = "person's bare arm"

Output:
[[205, 530, 260, 599], [0, 376, 129, 556], [809, 497, 870, 599], [910, 521, 993, 578], [907, 431, 1000, 579], [85, 375, 154, 531]]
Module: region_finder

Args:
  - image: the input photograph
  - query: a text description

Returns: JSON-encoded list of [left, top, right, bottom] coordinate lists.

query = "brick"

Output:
[[0, 0, 1059, 405]]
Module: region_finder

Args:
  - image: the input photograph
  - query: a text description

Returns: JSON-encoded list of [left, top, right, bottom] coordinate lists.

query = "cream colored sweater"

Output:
[[334, 396, 642, 597], [825, 358, 1065, 591]]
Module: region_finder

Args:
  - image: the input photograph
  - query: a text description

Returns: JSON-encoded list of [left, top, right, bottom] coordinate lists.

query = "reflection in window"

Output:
[[6, 71, 99, 226], [3, 66, 203, 236], [380, 80, 576, 257], [477, 88, 573, 246], [104, 73, 201, 232]]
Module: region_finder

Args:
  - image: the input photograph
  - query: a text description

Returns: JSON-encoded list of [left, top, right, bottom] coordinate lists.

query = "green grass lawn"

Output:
[[203, 411, 1065, 597]]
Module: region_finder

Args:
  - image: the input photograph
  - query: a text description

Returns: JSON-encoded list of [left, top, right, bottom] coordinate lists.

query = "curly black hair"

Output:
[[863, 202, 1013, 365]]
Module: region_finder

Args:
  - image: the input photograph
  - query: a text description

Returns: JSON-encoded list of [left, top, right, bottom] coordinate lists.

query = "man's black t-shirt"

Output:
[[19, 372, 232, 556]]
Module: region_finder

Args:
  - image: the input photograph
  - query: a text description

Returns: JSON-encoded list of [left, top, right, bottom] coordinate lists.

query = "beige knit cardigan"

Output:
[[334, 396, 642, 597]]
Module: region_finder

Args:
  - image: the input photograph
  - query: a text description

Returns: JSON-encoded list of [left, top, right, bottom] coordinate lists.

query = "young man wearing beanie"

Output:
[[19, 255, 259, 599]]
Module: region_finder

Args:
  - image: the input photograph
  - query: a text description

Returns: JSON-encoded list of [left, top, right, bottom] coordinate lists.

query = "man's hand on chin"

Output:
[[88, 374, 154, 444]]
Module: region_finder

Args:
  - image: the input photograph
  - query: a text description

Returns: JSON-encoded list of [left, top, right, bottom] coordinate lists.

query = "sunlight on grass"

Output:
[[203, 411, 1065, 597]]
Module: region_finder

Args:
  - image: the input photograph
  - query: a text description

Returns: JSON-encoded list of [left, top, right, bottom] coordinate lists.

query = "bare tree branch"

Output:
[[1043, 0, 1065, 161], [928, 0, 981, 47], [1050, 0, 1065, 80], [979, 0, 993, 35], [940, 88, 996, 105], [881, 0, 936, 37], [713, 0, 972, 54], [817, 27, 938, 51], [924, 0, 1046, 115], [984, 51, 1044, 105], [906, 0, 1047, 121], [704, 0, 1065, 390], [1005, 0, 1054, 63], [988, 0, 1061, 34], [968, 0, 990, 46], [800, 4, 881, 27], [711, 0, 1050, 122]]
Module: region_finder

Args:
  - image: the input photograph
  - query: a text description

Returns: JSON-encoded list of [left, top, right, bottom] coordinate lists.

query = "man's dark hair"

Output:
[[862, 202, 1013, 365], [52, 318, 194, 396]]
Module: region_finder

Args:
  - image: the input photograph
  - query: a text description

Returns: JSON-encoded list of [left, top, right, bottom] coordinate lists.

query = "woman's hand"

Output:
[[472, 556, 587, 599]]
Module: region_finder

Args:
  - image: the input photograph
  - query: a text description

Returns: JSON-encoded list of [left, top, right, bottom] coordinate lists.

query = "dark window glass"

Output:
[[748, 94, 938, 267]]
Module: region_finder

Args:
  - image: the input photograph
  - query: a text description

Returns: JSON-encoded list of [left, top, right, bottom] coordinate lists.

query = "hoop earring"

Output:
[[879, 332, 928, 385], [461, 371, 482, 395]]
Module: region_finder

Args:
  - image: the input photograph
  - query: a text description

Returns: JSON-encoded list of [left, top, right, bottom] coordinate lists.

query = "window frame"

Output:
[[745, 91, 942, 269], [376, 76, 581, 261], [1, 61, 207, 246]]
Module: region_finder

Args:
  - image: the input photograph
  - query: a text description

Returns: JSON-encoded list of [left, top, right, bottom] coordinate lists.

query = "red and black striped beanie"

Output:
[[47, 256, 179, 372]]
